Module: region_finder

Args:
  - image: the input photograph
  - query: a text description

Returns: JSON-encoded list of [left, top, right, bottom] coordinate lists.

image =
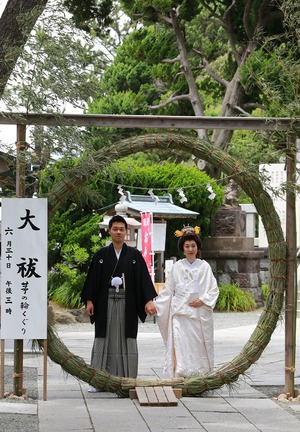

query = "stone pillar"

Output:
[[211, 207, 246, 237], [202, 205, 264, 306]]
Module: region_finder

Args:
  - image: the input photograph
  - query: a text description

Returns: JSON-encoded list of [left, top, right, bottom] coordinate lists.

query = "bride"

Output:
[[153, 226, 219, 378]]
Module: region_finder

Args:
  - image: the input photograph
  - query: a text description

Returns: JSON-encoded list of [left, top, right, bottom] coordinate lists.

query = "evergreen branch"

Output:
[[147, 93, 191, 110]]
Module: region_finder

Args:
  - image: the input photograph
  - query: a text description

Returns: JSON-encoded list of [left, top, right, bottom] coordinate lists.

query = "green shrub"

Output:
[[215, 283, 256, 312], [48, 243, 91, 309], [48, 229, 106, 309], [48, 264, 87, 309], [262, 283, 269, 302]]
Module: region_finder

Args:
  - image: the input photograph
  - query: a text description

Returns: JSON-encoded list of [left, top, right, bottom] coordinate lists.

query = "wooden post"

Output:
[[16, 124, 26, 198], [1, 340, 5, 398], [43, 339, 48, 401], [284, 133, 297, 396], [14, 124, 27, 396], [13, 339, 23, 396]]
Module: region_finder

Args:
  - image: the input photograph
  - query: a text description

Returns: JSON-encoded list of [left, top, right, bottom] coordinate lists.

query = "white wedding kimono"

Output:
[[155, 258, 219, 378]]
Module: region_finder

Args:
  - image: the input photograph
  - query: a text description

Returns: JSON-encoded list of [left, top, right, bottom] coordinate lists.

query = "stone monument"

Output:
[[202, 180, 264, 306]]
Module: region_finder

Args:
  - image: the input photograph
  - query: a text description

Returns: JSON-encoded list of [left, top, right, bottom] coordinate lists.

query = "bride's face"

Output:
[[183, 240, 198, 260]]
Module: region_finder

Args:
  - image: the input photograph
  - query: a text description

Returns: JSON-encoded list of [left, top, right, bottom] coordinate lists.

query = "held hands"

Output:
[[189, 298, 204, 308], [145, 300, 157, 316]]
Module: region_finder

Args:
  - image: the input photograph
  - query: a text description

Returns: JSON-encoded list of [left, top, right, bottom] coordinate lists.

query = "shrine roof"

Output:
[[97, 192, 199, 220]]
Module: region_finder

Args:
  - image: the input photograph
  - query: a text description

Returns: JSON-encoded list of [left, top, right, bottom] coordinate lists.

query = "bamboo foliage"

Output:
[[43, 133, 287, 396]]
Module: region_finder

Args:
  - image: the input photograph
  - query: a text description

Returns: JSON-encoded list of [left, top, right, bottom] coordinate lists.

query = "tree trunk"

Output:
[[170, 10, 206, 140], [211, 40, 259, 153], [0, 0, 49, 98], [211, 73, 243, 150]]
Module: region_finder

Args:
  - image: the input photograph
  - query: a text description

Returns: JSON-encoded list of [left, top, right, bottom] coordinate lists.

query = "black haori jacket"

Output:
[[81, 243, 157, 339]]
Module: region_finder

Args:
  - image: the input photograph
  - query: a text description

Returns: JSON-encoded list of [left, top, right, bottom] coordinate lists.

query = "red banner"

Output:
[[141, 212, 153, 279]]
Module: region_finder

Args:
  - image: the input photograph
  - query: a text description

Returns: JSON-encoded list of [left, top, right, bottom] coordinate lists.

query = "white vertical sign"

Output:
[[1, 198, 48, 339], [258, 163, 300, 247]]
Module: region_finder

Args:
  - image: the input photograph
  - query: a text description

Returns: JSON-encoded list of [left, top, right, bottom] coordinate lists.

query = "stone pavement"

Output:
[[1, 311, 300, 431]]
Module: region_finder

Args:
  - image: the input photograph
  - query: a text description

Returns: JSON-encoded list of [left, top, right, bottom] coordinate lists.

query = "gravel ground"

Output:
[[1, 365, 38, 432], [252, 385, 300, 421]]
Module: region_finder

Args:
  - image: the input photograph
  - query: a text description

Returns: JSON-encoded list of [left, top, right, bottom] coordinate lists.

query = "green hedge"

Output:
[[215, 283, 256, 312]]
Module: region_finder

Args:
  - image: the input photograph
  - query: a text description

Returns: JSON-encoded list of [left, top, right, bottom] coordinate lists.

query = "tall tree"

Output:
[[0, 0, 49, 97], [65, 0, 285, 155], [0, 0, 115, 195]]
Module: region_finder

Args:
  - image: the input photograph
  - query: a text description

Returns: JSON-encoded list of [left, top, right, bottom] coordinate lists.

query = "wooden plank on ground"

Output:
[[153, 386, 169, 406], [129, 389, 137, 400], [163, 386, 178, 406], [135, 387, 149, 406], [134, 386, 179, 406], [144, 387, 160, 406], [173, 388, 182, 399]]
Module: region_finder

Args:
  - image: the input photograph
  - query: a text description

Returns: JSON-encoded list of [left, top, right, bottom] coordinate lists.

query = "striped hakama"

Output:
[[90, 288, 138, 378]]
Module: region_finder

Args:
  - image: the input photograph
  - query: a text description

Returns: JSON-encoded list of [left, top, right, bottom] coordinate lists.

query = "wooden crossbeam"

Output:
[[129, 386, 181, 406], [0, 112, 295, 131]]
